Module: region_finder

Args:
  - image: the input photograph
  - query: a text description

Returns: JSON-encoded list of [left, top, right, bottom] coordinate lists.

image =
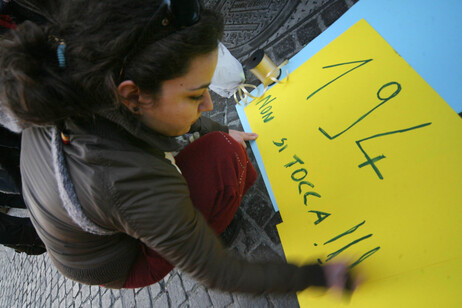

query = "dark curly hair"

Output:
[[0, 0, 223, 125]]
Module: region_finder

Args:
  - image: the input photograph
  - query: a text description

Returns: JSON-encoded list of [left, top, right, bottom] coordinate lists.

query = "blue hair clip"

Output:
[[57, 42, 66, 68]]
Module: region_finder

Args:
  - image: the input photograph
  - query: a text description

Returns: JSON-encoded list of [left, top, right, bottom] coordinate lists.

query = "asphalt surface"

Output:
[[0, 1, 356, 307]]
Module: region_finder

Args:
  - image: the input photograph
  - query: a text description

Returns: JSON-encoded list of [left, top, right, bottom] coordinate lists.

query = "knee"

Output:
[[194, 131, 248, 173], [176, 131, 250, 175], [201, 131, 243, 155]]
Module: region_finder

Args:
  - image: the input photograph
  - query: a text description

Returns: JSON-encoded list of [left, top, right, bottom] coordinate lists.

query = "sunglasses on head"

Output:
[[119, 0, 202, 79], [168, 0, 201, 27]]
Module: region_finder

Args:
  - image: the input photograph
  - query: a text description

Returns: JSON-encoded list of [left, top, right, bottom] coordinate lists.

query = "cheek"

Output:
[[179, 102, 200, 118]]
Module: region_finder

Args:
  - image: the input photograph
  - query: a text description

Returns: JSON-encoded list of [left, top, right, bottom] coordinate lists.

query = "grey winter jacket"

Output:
[[20, 111, 325, 293]]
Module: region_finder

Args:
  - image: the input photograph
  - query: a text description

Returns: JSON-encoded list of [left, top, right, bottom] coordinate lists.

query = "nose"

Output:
[[198, 90, 213, 112]]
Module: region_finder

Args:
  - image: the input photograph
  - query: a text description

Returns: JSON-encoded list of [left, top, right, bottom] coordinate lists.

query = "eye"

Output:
[[189, 94, 204, 101], [189, 89, 207, 102]]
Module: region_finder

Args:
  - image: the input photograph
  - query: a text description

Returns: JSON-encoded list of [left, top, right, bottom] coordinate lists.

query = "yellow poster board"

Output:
[[244, 19, 462, 307]]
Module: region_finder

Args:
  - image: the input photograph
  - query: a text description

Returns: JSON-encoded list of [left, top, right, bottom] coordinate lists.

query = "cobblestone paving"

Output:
[[0, 1, 356, 307]]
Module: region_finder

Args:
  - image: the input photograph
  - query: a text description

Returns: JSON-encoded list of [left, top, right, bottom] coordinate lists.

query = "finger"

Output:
[[345, 273, 354, 292], [350, 271, 366, 292], [243, 133, 258, 141], [241, 140, 247, 148], [324, 263, 348, 290]]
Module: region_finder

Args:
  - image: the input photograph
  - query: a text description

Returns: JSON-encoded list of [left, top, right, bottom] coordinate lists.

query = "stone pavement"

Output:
[[0, 1, 356, 307]]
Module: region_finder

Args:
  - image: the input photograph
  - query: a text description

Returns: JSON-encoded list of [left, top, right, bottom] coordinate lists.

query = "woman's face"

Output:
[[138, 49, 218, 136]]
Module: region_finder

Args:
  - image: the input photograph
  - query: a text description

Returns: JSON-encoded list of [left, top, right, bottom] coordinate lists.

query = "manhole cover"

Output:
[[204, 0, 299, 59]]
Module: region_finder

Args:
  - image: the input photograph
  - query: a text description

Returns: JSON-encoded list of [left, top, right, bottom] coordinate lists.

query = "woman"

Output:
[[0, 0, 353, 294]]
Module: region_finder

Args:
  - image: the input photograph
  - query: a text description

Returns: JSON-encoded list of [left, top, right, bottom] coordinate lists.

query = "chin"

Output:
[[168, 126, 191, 137]]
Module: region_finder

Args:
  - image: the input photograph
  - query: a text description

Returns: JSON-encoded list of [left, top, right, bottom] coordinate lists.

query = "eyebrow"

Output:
[[188, 82, 211, 91]]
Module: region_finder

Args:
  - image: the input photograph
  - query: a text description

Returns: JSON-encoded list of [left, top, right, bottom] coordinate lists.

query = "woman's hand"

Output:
[[323, 262, 359, 298], [229, 130, 258, 148]]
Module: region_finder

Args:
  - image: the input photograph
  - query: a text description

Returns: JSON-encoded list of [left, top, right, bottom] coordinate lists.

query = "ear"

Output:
[[118, 80, 141, 113]]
